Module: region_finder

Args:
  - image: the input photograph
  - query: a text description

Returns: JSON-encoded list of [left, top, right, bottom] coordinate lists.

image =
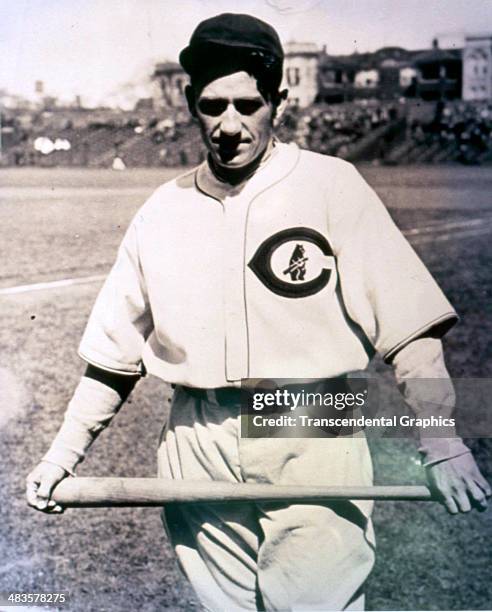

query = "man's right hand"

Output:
[[26, 461, 69, 514]]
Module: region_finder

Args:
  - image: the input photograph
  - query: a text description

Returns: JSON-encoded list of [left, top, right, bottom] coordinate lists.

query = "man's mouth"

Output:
[[212, 137, 252, 162], [212, 136, 252, 152]]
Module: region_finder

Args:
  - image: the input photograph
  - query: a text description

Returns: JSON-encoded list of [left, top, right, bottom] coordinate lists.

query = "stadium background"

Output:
[[2, 31, 492, 169]]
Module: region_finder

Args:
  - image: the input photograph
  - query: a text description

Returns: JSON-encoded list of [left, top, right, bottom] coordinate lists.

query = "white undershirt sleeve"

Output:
[[392, 337, 471, 466], [42, 375, 127, 475]]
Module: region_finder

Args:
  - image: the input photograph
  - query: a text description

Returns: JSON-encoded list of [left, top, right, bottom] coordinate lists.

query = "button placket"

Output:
[[222, 193, 250, 382]]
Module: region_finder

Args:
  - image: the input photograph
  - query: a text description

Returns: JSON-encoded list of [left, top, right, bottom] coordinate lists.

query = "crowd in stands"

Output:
[[1, 99, 491, 167], [407, 101, 492, 164], [277, 100, 399, 158], [0, 108, 202, 168]]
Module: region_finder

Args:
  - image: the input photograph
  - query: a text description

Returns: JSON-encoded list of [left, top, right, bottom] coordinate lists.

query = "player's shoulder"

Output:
[[295, 147, 359, 182], [293, 147, 382, 225], [132, 165, 200, 224], [146, 165, 197, 202]]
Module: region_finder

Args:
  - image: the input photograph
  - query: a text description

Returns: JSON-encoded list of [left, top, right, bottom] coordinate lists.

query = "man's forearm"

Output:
[[392, 337, 470, 466], [42, 365, 139, 474]]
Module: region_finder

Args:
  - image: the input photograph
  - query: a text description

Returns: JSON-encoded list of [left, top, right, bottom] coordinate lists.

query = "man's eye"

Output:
[[234, 100, 263, 115], [198, 100, 228, 116]]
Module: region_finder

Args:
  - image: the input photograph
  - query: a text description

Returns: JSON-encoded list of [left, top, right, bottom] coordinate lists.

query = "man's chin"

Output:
[[214, 149, 259, 169]]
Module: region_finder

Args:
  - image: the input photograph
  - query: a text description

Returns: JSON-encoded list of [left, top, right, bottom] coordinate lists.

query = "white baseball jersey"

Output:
[[78, 142, 457, 388]]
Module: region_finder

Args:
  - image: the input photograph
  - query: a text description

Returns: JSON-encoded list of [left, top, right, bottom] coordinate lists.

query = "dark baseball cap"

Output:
[[179, 13, 284, 75]]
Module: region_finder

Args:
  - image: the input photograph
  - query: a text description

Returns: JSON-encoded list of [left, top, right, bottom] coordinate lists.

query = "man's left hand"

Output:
[[426, 453, 491, 514]]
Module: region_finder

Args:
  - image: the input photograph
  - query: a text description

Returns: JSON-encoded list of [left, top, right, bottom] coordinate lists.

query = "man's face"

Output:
[[193, 71, 275, 169]]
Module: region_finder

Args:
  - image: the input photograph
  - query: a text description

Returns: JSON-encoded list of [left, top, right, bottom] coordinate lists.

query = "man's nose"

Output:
[[220, 104, 242, 136]]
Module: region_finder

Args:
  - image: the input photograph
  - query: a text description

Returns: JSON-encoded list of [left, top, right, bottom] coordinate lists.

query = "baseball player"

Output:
[[27, 13, 490, 612]]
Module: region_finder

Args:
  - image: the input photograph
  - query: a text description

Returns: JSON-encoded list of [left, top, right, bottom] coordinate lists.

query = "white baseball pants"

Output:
[[157, 386, 376, 611]]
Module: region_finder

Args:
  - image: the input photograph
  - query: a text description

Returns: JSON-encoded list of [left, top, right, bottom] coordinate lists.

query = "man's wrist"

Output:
[[41, 449, 80, 476], [418, 437, 471, 467]]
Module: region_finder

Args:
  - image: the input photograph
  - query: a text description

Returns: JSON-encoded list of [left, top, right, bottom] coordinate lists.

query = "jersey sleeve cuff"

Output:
[[78, 349, 144, 376], [382, 312, 459, 364]]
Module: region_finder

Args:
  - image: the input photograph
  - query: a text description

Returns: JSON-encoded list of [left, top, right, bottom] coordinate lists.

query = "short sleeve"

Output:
[[332, 164, 458, 363], [78, 220, 153, 375]]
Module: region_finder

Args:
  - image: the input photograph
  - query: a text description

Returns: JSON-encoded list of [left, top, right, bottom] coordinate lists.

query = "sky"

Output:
[[2, 0, 492, 107]]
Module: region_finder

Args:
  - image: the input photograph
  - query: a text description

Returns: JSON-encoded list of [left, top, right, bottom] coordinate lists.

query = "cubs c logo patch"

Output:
[[248, 227, 337, 298]]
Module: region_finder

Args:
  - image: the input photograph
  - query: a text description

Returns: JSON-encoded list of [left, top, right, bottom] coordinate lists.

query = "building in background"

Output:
[[414, 40, 462, 101], [150, 34, 492, 110], [283, 42, 319, 107], [317, 54, 358, 103], [377, 48, 415, 98], [463, 34, 492, 101], [152, 62, 187, 108]]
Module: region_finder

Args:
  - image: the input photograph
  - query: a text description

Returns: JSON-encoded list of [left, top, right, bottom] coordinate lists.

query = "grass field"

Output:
[[0, 165, 491, 611]]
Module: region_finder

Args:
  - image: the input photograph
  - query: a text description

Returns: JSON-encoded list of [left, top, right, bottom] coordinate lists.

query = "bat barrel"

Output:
[[52, 478, 435, 507]]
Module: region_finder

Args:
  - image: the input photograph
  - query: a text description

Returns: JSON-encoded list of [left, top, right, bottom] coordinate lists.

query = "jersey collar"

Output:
[[195, 141, 300, 202]]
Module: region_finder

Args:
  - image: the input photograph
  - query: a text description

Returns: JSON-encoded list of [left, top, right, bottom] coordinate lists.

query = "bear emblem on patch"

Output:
[[284, 244, 307, 281]]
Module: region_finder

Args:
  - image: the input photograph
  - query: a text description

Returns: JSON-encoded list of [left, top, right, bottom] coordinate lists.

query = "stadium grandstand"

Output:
[[1, 33, 491, 167]]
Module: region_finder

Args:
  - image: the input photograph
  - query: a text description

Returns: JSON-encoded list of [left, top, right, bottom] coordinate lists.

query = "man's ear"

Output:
[[273, 88, 289, 127], [185, 84, 197, 117]]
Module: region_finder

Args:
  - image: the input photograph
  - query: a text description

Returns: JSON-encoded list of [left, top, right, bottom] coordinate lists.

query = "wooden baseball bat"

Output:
[[52, 478, 435, 507]]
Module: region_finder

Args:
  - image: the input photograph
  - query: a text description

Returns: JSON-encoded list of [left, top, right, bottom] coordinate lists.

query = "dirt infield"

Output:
[[1, 165, 491, 611]]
